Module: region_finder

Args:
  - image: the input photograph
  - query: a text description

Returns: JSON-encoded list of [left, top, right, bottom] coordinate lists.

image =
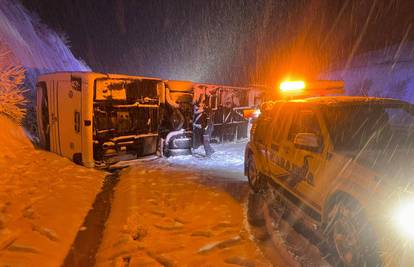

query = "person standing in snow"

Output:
[[194, 93, 215, 157]]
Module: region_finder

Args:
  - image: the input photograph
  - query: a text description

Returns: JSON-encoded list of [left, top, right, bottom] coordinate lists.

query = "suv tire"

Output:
[[247, 156, 261, 192], [326, 200, 381, 267]]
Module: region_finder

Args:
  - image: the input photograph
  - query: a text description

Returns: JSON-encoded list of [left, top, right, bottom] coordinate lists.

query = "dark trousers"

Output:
[[202, 124, 214, 156]]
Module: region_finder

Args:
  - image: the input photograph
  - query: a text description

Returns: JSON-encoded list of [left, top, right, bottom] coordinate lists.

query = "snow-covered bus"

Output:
[[36, 72, 264, 166], [193, 83, 262, 144], [36, 72, 162, 167], [160, 81, 263, 156]]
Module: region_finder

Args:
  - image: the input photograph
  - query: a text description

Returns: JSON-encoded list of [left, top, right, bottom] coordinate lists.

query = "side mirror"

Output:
[[293, 133, 320, 150]]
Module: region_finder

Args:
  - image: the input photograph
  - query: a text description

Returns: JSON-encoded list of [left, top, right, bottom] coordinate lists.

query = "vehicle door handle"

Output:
[[271, 144, 279, 151]]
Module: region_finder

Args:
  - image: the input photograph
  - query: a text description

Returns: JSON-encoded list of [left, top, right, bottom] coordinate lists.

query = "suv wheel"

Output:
[[247, 191, 266, 227], [247, 156, 261, 192], [326, 201, 381, 267]]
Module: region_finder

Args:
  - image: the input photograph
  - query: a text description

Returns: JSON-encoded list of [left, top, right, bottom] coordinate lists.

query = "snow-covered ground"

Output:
[[167, 141, 247, 180], [0, 116, 105, 266], [0, 126, 324, 266], [95, 141, 275, 266]]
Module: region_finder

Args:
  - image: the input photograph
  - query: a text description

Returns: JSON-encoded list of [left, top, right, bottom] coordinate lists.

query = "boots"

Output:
[[202, 134, 215, 157]]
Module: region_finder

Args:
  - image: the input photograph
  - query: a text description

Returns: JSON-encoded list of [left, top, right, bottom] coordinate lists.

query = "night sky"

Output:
[[21, 0, 414, 86]]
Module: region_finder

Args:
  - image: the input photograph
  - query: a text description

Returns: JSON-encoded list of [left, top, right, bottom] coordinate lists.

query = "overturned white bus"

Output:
[[36, 72, 264, 166], [36, 72, 162, 167]]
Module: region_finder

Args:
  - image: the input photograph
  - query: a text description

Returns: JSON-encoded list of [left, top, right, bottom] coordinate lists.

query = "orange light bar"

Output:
[[279, 80, 345, 97], [279, 80, 306, 93]]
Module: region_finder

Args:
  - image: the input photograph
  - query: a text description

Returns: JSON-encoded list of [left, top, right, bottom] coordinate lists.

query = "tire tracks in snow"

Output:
[[61, 171, 120, 267]]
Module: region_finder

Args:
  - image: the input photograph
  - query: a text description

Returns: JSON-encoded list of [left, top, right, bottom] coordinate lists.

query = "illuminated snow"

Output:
[[167, 141, 247, 180], [0, 116, 104, 266]]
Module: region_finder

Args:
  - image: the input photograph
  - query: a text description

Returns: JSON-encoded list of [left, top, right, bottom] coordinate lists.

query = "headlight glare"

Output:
[[394, 201, 414, 237]]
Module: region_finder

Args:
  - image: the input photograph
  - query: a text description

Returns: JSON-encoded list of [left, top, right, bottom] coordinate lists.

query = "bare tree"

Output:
[[0, 42, 27, 123]]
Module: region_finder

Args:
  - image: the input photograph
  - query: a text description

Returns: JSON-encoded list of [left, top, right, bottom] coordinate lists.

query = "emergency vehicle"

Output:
[[245, 80, 414, 266]]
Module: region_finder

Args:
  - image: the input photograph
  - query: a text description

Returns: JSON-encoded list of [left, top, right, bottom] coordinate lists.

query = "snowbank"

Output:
[[321, 42, 414, 103], [95, 158, 268, 266], [0, 116, 105, 266], [0, 0, 90, 128], [0, 0, 89, 90]]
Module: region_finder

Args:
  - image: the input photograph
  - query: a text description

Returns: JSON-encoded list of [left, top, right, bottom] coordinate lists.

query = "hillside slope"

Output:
[[0, 116, 105, 266], [321, 42, 414, 102], [0, 0, 89, 89]]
